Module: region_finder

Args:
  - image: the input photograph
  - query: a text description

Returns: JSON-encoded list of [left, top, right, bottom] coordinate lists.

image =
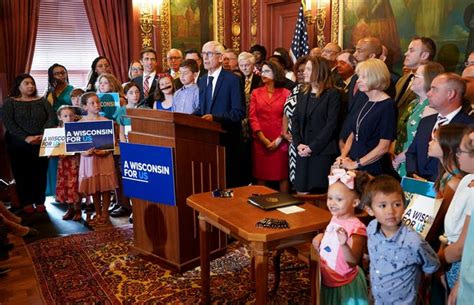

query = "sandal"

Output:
[[35, 204, 46, 213], [73, 210, 82, 221], [62, 207, 75, 220], [23, 205, 35, 214]]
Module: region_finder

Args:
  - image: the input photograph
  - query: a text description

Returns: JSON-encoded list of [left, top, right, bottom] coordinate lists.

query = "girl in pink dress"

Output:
[[78, 92, 118, 225], [312, 169, 371, 305], [56, 105, 81, 221]]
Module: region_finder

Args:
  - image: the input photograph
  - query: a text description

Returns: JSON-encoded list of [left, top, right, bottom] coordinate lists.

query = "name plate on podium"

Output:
[[119, 142, 176, 206]]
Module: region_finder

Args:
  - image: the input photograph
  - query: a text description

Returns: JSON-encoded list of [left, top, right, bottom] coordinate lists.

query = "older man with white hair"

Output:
[[196, 41, 245, 187]]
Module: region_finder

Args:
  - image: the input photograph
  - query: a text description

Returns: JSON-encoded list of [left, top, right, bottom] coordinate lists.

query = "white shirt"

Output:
[[143, 71, 156, 90], [444, 174, 474, 243], [432, 106, 462, 132], [207, 65, 223, 98]]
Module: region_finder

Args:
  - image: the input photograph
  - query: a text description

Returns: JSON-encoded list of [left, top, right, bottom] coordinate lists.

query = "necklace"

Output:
[[355, 101, 377, 142]]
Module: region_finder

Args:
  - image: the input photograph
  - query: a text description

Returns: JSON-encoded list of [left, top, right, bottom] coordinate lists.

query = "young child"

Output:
[[78, 92, 118, 225], [312, 168, 371, 305], [116, 82, 147, 142], [153, 74, 175, 110], [429, 124, 465, 199], [70, 88, 85, 117], [96, 73, 126, 106], [172, 59, 200, 114], [56, 105, 82, 221], [363, 175, 440, 304]]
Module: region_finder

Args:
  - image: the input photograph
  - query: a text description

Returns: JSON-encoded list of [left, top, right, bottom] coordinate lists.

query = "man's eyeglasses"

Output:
[[201, 52, 221, 58]]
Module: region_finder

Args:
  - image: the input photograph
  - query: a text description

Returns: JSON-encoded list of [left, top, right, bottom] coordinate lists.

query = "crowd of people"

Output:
[[1, 35, 474, 304]]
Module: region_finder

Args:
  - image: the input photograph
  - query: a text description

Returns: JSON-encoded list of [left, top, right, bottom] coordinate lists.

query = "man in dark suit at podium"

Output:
[[406, 73, 474, 181], [196, 41, 245, 187]]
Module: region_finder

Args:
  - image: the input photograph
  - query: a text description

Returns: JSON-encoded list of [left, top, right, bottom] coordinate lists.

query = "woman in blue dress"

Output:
[[336, 58, 397, 178], [153, 74, 175, 111]]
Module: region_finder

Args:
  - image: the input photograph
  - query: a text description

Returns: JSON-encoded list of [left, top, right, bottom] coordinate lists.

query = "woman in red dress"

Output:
[[249, 61, 290, 192]]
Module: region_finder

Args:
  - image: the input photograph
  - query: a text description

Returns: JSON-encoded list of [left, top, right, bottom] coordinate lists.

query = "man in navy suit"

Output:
[[406, 73, 474, 181], [196, 41, 245, 187], [133, 47, 158, 108]]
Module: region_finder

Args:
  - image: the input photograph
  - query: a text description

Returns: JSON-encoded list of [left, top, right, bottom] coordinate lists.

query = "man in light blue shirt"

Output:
[[172, 59, 200, 114]]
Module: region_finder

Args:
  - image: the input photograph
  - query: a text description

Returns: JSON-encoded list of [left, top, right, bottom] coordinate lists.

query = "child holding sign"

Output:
[[78, 93, 118, 225], [363, 175, 440, 304], [311, 169, 371, 305], [56, 105, 82, 221]]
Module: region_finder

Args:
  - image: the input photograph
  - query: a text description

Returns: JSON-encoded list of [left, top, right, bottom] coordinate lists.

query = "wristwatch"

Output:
[[355, 158, 361, 168]]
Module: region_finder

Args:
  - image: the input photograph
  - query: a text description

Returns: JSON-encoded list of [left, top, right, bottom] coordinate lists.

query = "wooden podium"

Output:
[[126, 109, 227, 272]]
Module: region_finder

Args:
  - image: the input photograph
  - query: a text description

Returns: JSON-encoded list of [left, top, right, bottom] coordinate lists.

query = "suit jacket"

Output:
[[133, 74, 158, 108], [250, 74, 263, 93], [292, 88, 341, 155], [395, 72, 416, 115], [405, 111, 474, 181], [197, 69, 245, 125]]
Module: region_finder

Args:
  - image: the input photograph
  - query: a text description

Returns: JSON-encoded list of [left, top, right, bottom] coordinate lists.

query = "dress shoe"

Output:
[[0, 267, 11, 275], [110, 207, 131, 217]]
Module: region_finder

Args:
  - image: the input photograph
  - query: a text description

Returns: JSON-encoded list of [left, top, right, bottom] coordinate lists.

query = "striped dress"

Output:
[[283, 84, 301, 184]]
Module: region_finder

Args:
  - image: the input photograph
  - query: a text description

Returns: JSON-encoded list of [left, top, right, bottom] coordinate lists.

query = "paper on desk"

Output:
[[277, 205, 305, 214]]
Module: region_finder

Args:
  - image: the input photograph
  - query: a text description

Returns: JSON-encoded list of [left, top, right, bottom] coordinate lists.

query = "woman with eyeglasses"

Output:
[[123, 60, 143, 86], [249, 61, 290, 192], [44, 63, 74, 113], [392, 62, 444, 177]]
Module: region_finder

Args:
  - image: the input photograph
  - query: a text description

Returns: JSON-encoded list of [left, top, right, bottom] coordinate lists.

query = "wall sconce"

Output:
[[137, 0, 163, 48], [304, 0, 327, 48]]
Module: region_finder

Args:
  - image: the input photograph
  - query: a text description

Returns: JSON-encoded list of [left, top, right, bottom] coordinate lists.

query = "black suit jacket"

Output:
[[132, 74, 158, 108], [292, 88, 341, 155], [405, 111, 474, 181], [250, 74, 263, 92]]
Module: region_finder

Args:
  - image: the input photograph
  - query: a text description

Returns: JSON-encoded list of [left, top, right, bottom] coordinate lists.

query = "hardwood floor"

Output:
[[0, 234, 43, 305], [0, 198, 130, 305]]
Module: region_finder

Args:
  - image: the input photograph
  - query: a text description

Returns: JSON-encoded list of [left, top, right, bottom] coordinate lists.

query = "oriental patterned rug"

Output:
[[27, 225, 312, 304]]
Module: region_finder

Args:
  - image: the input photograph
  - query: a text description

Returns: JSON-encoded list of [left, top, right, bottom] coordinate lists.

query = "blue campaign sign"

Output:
[[64, 120, 115, 153], [97, 92, 120, 119], [119, 142, 176, 206], [401, 177, 437, 198]]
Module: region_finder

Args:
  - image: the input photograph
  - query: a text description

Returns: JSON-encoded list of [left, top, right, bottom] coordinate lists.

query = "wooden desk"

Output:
[[187, 185, 331, 305]]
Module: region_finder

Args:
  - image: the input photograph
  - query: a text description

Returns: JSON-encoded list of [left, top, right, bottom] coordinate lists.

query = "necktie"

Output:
[[205, 76, 214, 113], [245, 77, 251, 95], [143, 75, 151, 97], [433, 115, 448, 135]]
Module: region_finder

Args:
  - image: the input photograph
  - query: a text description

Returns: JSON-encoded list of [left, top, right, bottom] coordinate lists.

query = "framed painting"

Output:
[[339, 0, 474, 73], [159, 0, 223, 65]]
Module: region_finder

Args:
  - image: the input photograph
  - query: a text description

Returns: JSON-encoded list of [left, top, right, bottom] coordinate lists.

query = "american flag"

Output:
[[290, 2, 309, 63]]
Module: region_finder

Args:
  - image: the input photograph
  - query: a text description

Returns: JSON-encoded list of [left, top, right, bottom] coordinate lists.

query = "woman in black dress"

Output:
[[336, 58, 397, 177], [3, 74, 56, 212], [292, 56, 341, 194]]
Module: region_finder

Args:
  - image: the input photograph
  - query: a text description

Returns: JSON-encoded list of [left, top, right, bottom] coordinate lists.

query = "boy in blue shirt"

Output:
[[362, 175, 440, 305], [172, 59, 199, 114]]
